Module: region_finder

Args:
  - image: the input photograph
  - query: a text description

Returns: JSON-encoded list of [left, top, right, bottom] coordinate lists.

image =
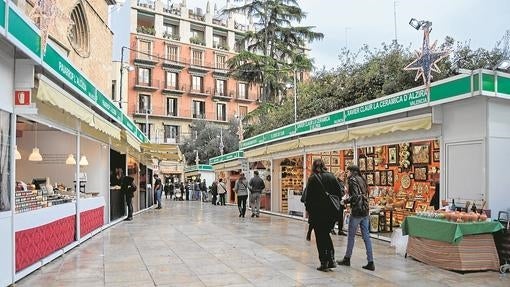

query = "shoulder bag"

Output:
[[314, 173, 342, 216]]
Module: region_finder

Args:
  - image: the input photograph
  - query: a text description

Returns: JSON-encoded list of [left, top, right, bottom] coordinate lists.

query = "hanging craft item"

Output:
[[404, 19, 450, 94], [399, 143, 411, 169], [401, 174, 411, 189]]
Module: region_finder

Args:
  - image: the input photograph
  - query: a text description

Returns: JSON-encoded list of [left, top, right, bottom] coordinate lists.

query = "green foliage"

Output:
[[243, 34, 508, 137], [223, 0, 323, 103], [179, 119, 241, 165]]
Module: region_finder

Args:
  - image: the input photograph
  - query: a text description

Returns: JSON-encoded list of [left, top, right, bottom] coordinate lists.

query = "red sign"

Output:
[[15, 90, 31, 106]]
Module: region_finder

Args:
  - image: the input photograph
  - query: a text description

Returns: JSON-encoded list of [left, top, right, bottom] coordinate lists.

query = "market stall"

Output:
[[210, 151, 246, 204], [402, 215, 503, 271]]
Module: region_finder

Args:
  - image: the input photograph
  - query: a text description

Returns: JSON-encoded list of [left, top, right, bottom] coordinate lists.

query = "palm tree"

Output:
[[223, 0, 323, 103]]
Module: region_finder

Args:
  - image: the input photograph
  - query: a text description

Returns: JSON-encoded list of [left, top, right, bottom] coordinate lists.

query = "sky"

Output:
[[186, 0, 510, 70]]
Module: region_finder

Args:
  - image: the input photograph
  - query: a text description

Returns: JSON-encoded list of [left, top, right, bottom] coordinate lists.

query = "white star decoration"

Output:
[[29, 0, 74, 54], [404, 28, 450, 93]]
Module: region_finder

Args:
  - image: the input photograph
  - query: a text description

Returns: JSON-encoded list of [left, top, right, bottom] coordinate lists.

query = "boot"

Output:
[[328, 249, 337, 268], [316, 261, 329, 272], [336, 256, 350, 266], [362, 261, 375, 271]]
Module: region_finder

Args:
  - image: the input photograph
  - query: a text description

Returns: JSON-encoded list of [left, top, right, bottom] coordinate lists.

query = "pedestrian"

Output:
[[193, 180, 200, 200], [169, 182, 175, 200], [185, 181, 190, 201], [164, 182, 170, 199], [337, 165, 375, 271], [332, 170, 347, 236], [304, 159, 343, 271], [200, 179, 207, 201], [121, 175, 136, 221], [217, 178, 227, 206], [154, 174, 163, 209], [210, 180, 218, 205], [248, 170, 265, 217], [179, 182, 185, 201], [234, 173, 249, 218]]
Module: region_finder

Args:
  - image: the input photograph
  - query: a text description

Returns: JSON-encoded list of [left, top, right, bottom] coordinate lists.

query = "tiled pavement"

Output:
[[16, 199, 510, 287]]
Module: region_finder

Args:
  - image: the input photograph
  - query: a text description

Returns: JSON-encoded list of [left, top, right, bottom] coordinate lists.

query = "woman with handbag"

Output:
[[337, 165, 375, 271], [304, 159, 344, 271]]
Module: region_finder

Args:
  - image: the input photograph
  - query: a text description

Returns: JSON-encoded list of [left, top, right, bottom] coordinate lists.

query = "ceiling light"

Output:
[[79, 155, 89, 166], [28, 123, 43, 162], [15, 145, 21, 160]]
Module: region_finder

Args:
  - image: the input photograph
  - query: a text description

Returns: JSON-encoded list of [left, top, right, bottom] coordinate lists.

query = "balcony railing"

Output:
[[213, 18, 227, 27], [163, 5, 181, 16], [190, 36, 206, 46], [188, 10, 205, 21], [137, 0, 155, 10], [136, 106, 152, 114], [137, 26, 155, 36], [213, 42, 229, 51], [163, 31, 180, 41], [153, 136, 181, 144]]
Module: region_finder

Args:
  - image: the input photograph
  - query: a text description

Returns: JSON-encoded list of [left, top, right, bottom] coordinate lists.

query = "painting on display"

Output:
[[366, 157, 374, 171], [388, 145, 399, 165], [414, 166, 428, 181], [359, 158, 366, 171], [412, 143, 430, 164], [374, 171, 380, 185], [366, 173, 374, 186]]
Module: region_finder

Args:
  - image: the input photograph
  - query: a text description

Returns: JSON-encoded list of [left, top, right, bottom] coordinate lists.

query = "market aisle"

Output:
[[16, 200, 509, 287]]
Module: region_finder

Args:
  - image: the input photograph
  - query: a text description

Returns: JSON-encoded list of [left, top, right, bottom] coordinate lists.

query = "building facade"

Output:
[[117, 0, 260, 145]]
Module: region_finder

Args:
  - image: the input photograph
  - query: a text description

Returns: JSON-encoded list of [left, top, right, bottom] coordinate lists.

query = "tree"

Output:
[[179, 119, 241, 165], [242, 34, 508, 137], [223, 0, 323, 103]]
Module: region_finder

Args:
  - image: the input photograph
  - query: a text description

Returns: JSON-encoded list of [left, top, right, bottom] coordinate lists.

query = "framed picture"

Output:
[[366, 146, 374, 155], [380, 171, 387, 186], [359, 158, 366, 171], [331, 150, 339, 155], [330, 166, 340, 174], [433, 151, 440, 162], [331, 156, 340, 166], [344, 149, 354, 157], [366, 173, 374, 186], [405, 200, 415, 210], [374, 171, 380, 185], [433, 139, 440, 150], [387, 170, 394, 186], [366, 157, 374, 171], [321, 151, 331, 156], [344, 158, 354, 170], [388, 145, 399, 165], [414, 166, 428, 181], [322, 156, 331, 165], [412, 143, 430, 164]]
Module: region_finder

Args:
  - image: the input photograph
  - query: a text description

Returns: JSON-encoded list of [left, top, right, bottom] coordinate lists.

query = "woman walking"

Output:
[[234, 173, 249, 217], [304, 159, 344, 271], [218, 178, 227, 206]]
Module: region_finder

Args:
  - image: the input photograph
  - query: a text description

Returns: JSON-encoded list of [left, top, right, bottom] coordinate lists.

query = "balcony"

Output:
[[213, 42, 229, 51], [189, 36, 206, 46], [188, 86, 210, 97], [162, 56, 186, 70], [163, 5, 181, 16], [188, 10, 205, 22], [213, 90, 231, 101], [153, 136, 181, 145], [137, 0, 155, 10], [134, 79, 159, 91], [134, 51, 158, 67], [235, 94, 256, 103], [162, 84, 186, 95], [135, 106, 152, 115], [163, 31, 180, 41], [136, 26, 155, 36], [213, 18, 227, 27]]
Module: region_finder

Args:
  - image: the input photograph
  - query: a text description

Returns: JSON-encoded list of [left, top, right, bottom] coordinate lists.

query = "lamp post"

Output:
[[219, 127, 224, 155], [118, 46, 128, 109]]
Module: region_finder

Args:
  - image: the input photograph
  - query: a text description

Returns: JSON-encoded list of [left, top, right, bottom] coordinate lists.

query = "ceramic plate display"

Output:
[[401, 174, 411, 189]]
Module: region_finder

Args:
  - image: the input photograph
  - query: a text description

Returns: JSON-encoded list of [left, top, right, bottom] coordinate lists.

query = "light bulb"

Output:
[[28, 148, 43, 161], [66, 154, 76, 165]]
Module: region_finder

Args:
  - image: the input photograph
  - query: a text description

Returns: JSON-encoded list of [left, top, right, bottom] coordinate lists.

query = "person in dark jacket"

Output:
[[304, 159, 344, 271], [248, 170, 265, 217], [300, 187, 314, 241], [121, 175, 136, 221], [337, 165, 375, 271], [210, 181, 218, 205]]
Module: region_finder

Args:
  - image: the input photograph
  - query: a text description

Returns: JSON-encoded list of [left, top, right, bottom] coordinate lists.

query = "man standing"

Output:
[[248, 170, 265, 217], [210, 180, 218, 205], [121, 175, 136, 221], [154, 174, 163, 209], [217, 178, 227, 206]]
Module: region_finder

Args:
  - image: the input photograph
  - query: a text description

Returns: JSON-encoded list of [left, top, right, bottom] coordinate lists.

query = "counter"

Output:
[[110, 187, 125, 221]]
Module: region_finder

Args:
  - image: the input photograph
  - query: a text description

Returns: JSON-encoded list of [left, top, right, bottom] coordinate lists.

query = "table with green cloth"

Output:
[[401, 216, 503, 271]]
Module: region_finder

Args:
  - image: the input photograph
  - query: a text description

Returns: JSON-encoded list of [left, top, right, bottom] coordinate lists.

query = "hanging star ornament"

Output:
[[29, 0, 74, 54], [404, 27, 450, 94]]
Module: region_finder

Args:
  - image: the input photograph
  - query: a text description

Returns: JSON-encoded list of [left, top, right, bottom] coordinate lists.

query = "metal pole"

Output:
[[393, 0, 398, 42], [293, 69, 297, 123], [119, 46, 126, 109]]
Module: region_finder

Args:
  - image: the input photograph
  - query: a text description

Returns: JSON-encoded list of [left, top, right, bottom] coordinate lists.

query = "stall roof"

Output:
[[184, 164, 214, 173], [209, 151, 244, 165], [240, 70, 510, 151], [141, 143, 182, 161]]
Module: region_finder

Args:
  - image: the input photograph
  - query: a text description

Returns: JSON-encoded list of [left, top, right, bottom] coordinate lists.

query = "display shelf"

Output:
[[15, 189, 73, 214], [281, 165, 303, 214]]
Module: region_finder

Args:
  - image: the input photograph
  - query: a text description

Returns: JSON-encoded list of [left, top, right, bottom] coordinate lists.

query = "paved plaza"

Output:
[[16, 200, 509, 287]]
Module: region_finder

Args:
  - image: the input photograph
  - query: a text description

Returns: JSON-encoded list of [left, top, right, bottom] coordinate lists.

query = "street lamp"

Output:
[[118, 46, 134, 109], [408, 18, 432, 31]]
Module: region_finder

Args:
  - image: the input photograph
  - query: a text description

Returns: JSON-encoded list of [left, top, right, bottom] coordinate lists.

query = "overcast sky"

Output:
[[187, 0, 510, 70]]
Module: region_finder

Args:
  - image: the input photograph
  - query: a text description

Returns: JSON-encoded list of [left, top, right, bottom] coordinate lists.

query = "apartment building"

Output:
[[112, 0, 260, 145]]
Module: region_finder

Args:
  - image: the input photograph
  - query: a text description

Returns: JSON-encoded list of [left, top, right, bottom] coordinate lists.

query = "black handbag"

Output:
[[314, 173, 342, 215]]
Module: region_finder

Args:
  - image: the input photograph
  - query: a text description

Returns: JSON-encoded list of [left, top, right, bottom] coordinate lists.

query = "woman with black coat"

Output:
[[304, 159, 344, 271]]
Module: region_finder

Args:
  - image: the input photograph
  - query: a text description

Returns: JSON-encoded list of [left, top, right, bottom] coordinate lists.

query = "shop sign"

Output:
[[7, 6, 41, 59], [429, 76, 471, 102], [184, 164, 213, 172], [497, 76, 510, 97], [209, 151, 244, 165], [0, 0, 5, 28], [296, 111, 345, 134], [14, 90, 31, 106], [345, 89, 428, 122]]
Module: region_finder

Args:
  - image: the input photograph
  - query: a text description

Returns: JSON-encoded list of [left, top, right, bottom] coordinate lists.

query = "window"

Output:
[[213, 35, 227, 49], [191, 75, 203, 92], [166, 72, 178, 89], [68, 1, 90, 57], [138, 123, 152, 140], [192, 50, 203, 66], [0, 110, 11, 211], [192, 100, 205, 119], [138, 94, 151, 113], [163, 23, 179, 39], [163, 125, 179, 143], [215, 79, 226, 96], [215, 54, 227, 69], [238, 83, 248, 99], [138, 40, 152, 60], [216, 103, 226, 121], [166, 45, 178, 61], [239, 106, 248, 118], [137, 68, 151, 86], [167, 97, 178, 116]]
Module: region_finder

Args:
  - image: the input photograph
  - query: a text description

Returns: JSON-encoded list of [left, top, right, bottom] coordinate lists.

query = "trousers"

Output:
[[314, 222, 335, 263], [237, 195, 248, 216], [250, 192, 261, 215], [345, 215, 373, 262]]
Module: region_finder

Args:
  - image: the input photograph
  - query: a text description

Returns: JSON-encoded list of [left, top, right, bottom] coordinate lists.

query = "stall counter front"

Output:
[[79, 197, 105, 238], [402, 216, 503, 271]]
